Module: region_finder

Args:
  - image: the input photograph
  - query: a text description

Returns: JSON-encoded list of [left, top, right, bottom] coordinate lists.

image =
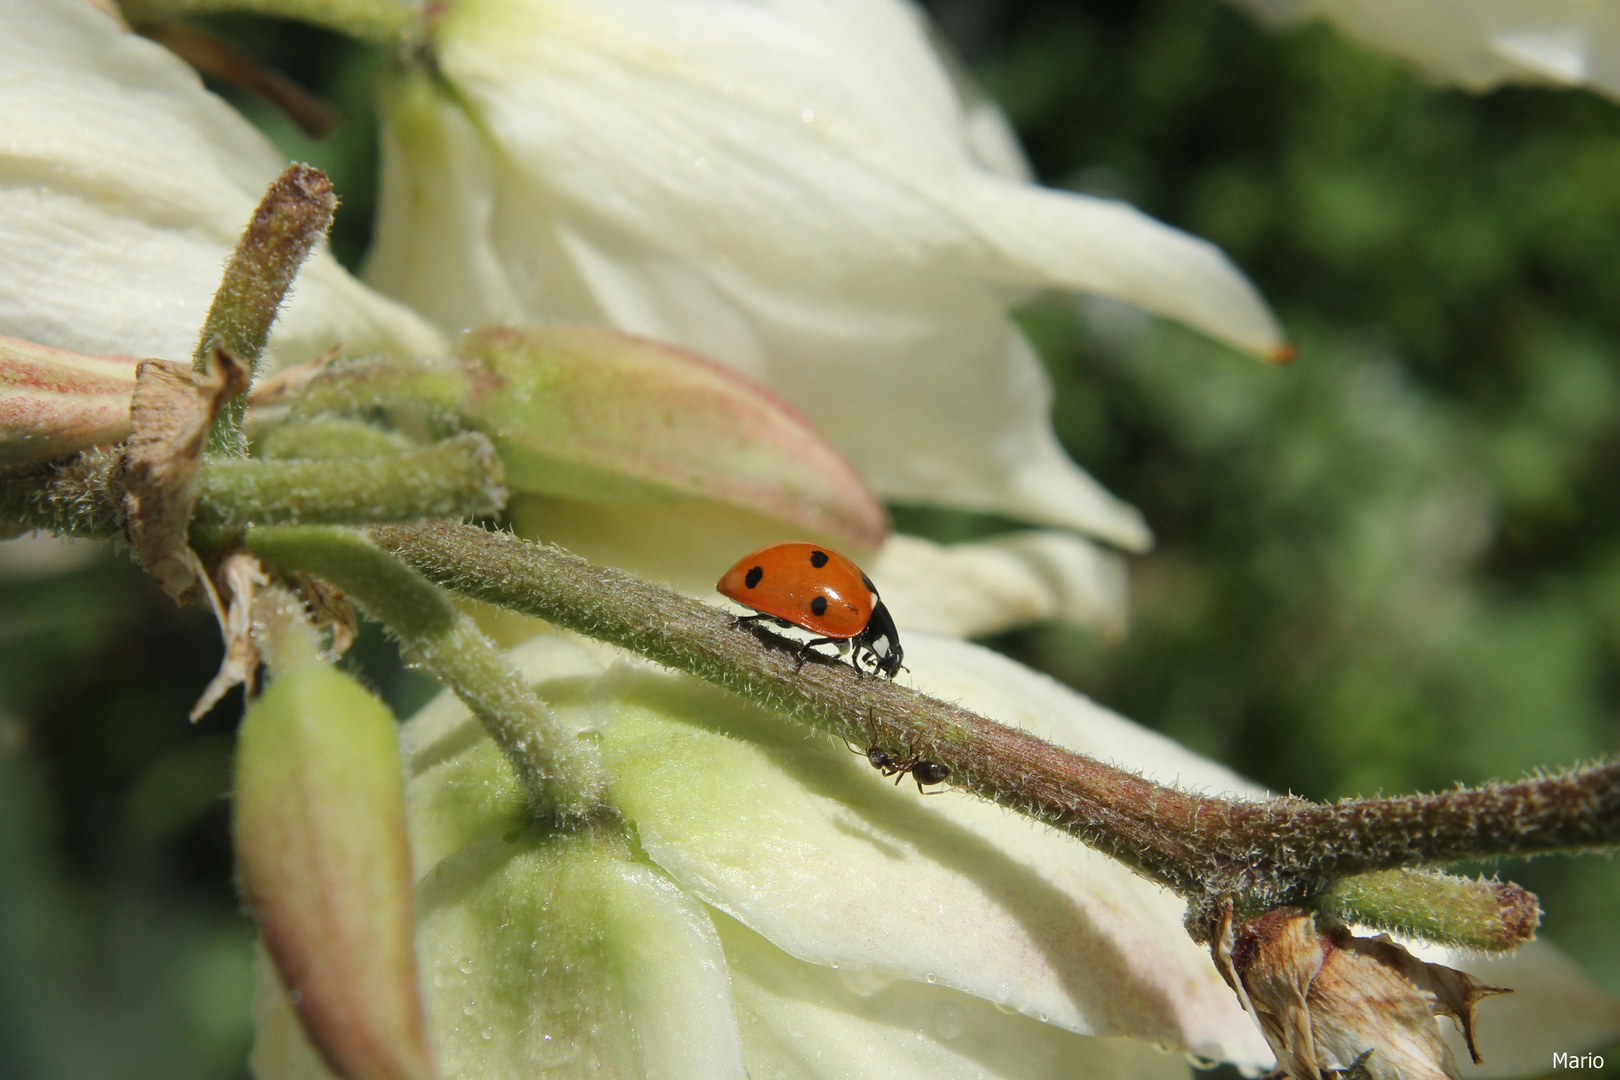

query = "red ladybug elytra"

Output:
[[717, 542, 904, 678]]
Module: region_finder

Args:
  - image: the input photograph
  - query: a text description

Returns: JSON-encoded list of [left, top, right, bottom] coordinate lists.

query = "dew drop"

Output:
[[924, 972, 937, 984], [933, 1001, 966, 1040], [837, 969, 894, 998], [993, 1001, 1018, 1016], [800, 108, 815, 122], [480, 1027, 493, 1042], [459, 957, 475, 974]]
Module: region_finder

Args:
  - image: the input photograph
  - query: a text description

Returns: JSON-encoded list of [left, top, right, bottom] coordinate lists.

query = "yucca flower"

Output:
[[367, 0, 1290, 552]]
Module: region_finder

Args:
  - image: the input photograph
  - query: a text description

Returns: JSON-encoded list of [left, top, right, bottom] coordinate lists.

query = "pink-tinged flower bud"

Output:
[[234, 662, 435, 1080], [1220, 908, 1510, 1080], [0, 334, 138, 465], [458, 326, 890, 549]]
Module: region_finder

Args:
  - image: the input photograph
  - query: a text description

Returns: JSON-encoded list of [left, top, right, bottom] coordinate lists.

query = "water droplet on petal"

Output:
[[837, 968, 895, 997], [933, 1001, 966, 1040]]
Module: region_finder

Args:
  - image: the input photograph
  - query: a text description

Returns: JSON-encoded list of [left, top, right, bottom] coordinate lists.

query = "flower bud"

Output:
[[0, 334, 137, 465], [457, 326, 889, 548], [235, 662, 434, 1080]]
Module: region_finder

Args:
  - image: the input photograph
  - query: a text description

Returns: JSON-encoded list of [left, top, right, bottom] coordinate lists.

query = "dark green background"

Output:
[[2, 1, 1615, 1076]]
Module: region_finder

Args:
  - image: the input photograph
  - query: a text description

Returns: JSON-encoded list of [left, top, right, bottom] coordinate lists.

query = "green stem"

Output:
[[194, 165, 336, 457], [246, 525, 604, 824], [120, 0, 422, 49], [371, 521, 1620, 947], [2, 434, 504, 542], [194, 433, 506, 528], [1312, 869, 1540, 951]]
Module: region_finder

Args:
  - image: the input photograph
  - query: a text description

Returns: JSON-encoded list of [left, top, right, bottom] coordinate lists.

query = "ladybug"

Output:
[[717, 542, 904, 678]]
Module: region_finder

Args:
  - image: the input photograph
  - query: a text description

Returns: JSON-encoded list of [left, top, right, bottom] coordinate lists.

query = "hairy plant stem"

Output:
[[193, 165, 336, 457], [120, 0, 422, 49], [194, 433, 506, 527], [1, 437, 505, 542], [1311, 869, 1540, 951], [372, 521, 1620, 946], [247, 525, 605, 824]]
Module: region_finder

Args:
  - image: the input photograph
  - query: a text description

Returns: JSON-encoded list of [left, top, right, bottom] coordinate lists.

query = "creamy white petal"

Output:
[[400, 632, 1274, 1066], [371, 0, 1283, 537], [0, 0, 445, 370], [250, 835, 747, 1080], [1235, 0, 1620, 101], [872, 531, 1130, 639], [715, 910, 1195, 1080]]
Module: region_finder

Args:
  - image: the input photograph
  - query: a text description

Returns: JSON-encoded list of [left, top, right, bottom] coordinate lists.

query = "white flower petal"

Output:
[[873, 531, 1130, 639], [250, 834, 748, 1080], [0, 0, 445, 369], [400, 632, 1271, 1065], [290, 643, 755, 1080], [371, 0, 1284, 539], [1234, 0, 1620, 101], [715, 910, 1195, 1080]]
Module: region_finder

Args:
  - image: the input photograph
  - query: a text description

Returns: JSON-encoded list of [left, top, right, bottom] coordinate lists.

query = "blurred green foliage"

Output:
[[937, 0, 1620, 1059], [3, 0, 1618, 1077]]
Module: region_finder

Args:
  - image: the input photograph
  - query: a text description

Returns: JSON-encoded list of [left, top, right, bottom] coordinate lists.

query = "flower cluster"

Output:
[[2, 1, 1618, 1079]]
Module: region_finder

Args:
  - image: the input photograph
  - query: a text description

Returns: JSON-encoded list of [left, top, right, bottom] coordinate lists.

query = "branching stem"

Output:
[[247, 525, 606, 824], [371, 521, 1618, 945]]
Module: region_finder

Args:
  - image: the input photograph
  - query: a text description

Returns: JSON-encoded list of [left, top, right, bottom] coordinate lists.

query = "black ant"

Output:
[[847, 740, 951, 793]]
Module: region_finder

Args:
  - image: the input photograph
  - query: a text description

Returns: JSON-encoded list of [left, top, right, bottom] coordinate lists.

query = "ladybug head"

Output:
[[859, 601, 904, 679]]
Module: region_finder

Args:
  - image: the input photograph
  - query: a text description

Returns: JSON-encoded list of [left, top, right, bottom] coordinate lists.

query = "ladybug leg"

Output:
[[732, 613, 772, 629], [794, 635, 845, 668]]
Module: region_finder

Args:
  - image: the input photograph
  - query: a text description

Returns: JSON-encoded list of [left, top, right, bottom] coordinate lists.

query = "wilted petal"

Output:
[[0, 0, 445, 370], [715, 911, 1193, 1080], [370, 0, 1285, 541], [235, 663, 433, 1080], [1233, 0, 1620, 100], [0, 334, 138, 465], [1406, 938, 1620, 1079]]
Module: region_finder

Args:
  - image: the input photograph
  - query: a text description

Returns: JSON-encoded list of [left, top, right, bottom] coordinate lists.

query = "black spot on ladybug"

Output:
[[745, 566, 764, 589], [809, 550, 829, 568], [810, 596, 828, 616]]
